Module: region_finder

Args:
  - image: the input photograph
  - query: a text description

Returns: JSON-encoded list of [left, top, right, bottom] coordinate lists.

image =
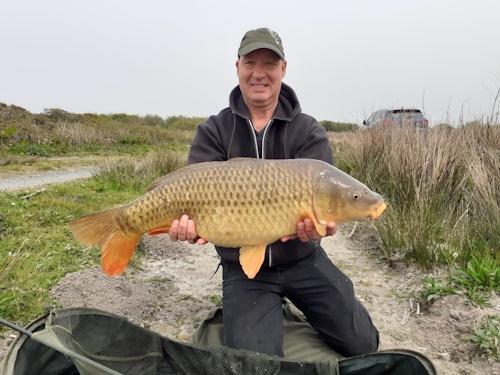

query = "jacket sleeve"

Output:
[[187, 120, 227, 165], [293, 119, 335, 166]]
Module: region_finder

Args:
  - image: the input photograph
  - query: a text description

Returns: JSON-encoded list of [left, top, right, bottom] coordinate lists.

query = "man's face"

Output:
[[236, 49, 287, 109]]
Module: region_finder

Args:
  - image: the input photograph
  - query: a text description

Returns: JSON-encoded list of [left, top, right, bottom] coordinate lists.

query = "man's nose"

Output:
[[252, 63, 266, 78]]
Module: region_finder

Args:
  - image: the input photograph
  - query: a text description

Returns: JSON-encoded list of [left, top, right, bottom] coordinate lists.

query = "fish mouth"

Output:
[[369, 202, 387, 220]]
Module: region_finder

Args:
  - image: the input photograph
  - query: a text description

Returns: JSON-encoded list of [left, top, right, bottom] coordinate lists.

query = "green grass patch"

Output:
[[0, 180, 140, 325], [0, 151, 187, 328]]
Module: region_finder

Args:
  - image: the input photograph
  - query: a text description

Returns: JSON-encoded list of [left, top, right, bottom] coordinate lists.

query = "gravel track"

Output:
[[0, 169, 93, 192]]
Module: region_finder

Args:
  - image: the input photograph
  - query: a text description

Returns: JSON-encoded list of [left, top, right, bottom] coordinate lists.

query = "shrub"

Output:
[[319, 120, 358, 132]]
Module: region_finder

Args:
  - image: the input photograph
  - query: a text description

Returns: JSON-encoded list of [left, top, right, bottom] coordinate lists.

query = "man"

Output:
[[169, 28, 379, 357]]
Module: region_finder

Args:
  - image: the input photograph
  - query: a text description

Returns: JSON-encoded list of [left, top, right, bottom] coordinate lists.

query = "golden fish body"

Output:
[[70, 158, 386, 278]]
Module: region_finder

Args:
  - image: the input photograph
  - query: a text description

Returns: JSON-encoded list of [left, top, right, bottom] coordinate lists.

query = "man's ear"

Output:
[[282, 59, 287, 77]]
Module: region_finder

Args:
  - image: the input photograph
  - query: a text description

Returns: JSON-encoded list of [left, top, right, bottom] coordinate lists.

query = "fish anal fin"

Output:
[[239, 245, 267, 279], [101, 231, 142, 276], [148, 226, 171, 236]]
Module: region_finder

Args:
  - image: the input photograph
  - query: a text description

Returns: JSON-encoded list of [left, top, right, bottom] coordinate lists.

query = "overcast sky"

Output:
[[1, 0, 500, 126]]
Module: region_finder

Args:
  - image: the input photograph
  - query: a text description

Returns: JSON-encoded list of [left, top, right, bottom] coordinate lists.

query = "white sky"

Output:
[[1, 0, 500, 126]]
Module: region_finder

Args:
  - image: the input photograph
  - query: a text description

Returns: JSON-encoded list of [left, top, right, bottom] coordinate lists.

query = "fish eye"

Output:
[[352, 191, 362, 200]]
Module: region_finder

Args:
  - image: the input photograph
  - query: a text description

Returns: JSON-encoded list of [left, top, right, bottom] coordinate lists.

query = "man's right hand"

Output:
[[169, 214, 207, 245]]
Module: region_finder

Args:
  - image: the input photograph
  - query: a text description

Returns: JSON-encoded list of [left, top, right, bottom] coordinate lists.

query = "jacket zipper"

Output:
[[247, 118, 274, 266], [246, 119, 273, 160]]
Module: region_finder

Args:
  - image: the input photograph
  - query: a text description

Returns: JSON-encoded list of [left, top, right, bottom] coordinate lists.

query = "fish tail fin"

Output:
[[70, 208, 141, 276], [239, 245, 267, 279]]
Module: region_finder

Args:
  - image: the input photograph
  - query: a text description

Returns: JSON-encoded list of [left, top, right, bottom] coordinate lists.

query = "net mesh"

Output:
[[30, 308, 339, 375]]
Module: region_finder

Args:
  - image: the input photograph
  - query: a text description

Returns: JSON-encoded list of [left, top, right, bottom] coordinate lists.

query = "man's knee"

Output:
[[337, 326, 379, 357]]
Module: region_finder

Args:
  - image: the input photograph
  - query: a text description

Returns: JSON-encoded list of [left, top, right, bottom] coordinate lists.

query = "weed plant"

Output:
[[454, 255, 500, 292], [421, 276, 455, 302], [473, 316, 500, 362]]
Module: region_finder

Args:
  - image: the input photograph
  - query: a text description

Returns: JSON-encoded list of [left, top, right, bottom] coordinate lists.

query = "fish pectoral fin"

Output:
[[148, 226, 171, 236], [314, 221, 327, 237], [301, 210, 327, 237], [239, 245, 267, 279]]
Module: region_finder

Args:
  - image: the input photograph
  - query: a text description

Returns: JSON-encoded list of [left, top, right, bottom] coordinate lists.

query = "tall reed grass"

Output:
[[333, 125, 500, 268]]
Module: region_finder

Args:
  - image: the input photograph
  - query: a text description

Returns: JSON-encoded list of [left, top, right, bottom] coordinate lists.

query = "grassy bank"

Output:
[[1, 104, 500, 357]]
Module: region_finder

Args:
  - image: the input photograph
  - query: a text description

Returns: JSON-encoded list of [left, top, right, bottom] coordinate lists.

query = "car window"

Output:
[[390, 110, 423, 119], [366, 113, 375, 124], [374, 111, 385, 122]]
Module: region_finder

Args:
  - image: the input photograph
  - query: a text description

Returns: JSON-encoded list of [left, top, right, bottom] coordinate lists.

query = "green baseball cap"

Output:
[[238, 28, 285, 59]]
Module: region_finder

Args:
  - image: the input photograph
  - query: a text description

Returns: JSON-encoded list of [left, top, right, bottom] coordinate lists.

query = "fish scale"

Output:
[[70, 158, 386, 278]]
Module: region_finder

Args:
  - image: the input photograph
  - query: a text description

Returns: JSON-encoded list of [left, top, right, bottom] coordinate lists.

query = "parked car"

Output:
[[362, 108, 429, 131]]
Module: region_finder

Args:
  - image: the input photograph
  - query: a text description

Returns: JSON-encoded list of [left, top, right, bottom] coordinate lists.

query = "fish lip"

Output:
[[369, 202, 387, 220]]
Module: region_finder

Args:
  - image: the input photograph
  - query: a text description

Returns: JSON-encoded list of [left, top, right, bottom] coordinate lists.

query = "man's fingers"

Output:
[[296, 221, 311, 242], [281, 234, 298, 242], [186, 219, 198, 244], [196, 238, 208, 245], [177, 215, 189, 240], [303, 219, 318, 238], [326, 222, 337, 236], [169, 219, 180, 241]]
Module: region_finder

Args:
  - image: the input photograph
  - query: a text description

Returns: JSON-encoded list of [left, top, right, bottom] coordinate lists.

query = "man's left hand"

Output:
[[281, 219, 336, 243]]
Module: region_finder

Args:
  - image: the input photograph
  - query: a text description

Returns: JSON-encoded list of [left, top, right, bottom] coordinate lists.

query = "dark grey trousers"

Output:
[[221, 246, 379, 357]]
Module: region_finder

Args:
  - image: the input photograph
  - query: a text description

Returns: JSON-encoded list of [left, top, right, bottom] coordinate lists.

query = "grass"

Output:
[[0, 149, 187, 327], [334, 124, 500, 270], [1, 104, 500, 359], [0, 180, 138, 323]]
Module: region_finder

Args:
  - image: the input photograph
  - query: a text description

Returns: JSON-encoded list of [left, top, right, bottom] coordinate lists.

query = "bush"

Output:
[[319, 120, 358, 132], [165, 115, 206, 131]]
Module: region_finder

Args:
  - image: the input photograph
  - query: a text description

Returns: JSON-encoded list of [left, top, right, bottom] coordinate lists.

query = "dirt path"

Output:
[[0, 169, 93, 191]]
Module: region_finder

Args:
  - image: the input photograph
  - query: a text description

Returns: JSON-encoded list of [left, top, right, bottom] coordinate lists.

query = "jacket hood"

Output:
[[229, 82, 302, 122]]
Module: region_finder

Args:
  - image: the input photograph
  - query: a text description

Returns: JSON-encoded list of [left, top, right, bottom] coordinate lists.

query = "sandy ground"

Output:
[[1, 227, 500, 374]]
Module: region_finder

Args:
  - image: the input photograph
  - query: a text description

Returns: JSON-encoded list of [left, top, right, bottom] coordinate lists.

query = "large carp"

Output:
[[70, 158, 386, 279]]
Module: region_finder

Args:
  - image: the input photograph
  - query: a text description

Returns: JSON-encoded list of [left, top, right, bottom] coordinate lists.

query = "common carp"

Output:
[[70, 158, 386, 279]]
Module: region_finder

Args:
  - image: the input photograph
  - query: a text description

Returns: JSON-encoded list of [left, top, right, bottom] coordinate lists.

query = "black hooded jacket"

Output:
[[187, 83, 335, 267]]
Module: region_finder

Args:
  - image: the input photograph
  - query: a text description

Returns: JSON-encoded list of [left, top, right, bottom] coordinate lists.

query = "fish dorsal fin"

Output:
[[146, 160, 229, 191], [147, 158, 258, 191], [239, 245, 267, 279]]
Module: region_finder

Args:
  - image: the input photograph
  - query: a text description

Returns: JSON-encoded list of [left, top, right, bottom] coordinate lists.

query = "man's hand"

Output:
[[281, 219, 336, 243], [169, 215, 207, 245]]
